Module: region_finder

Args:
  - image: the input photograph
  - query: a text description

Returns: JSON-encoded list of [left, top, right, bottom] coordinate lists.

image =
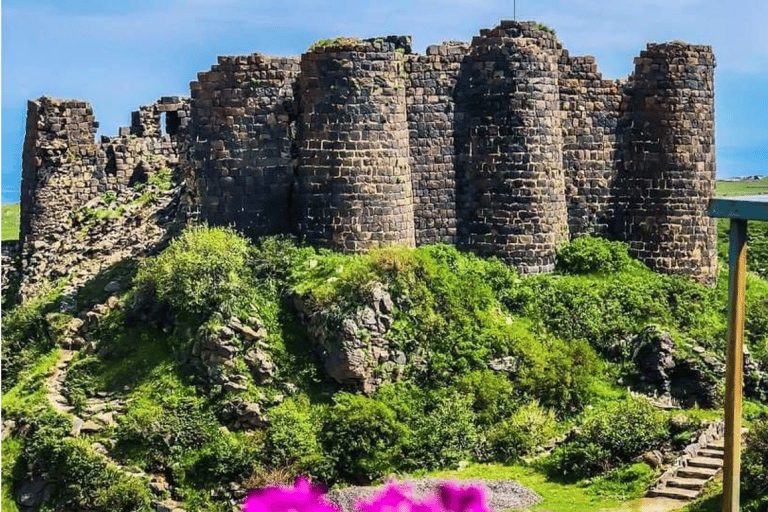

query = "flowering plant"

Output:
[[243, 477, 492, 512]]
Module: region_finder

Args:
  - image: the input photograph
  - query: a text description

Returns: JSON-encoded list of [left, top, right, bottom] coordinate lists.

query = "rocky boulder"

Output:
[[293, 282, 403, 393], [631, 325, 676, 396], [191, 314, 273, 394]]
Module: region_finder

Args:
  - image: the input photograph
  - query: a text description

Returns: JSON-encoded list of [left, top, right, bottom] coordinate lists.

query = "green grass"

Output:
[[1, 436, 22, 512], [422, 463, 642, 512], [715, 177, 768, 197], [2, 203, 20, 241]]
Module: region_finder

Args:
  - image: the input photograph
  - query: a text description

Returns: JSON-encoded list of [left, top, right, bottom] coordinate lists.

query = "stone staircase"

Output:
[[648, 438, 724, 500], [646, 421, 726, 501]]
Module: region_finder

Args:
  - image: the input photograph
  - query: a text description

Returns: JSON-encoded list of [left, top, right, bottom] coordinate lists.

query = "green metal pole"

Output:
[[723, 218, 747, 512]]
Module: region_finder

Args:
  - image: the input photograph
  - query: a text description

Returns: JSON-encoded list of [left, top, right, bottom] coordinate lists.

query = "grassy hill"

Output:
[[715, 179, 768, 279], [715, 176, 768, 197], [2, 203, 19, 241], [1, 180, 767, 512], [2, 229, 768, 512]]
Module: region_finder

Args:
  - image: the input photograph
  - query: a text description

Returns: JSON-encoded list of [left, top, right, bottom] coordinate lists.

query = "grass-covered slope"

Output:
[[715, 178, 768, 279], [2, 203, 20, 241], [2, 229, 768, 512]]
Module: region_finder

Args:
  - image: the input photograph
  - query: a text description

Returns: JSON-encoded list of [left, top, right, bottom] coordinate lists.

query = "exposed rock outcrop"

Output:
[[293, 282, 403, 393]]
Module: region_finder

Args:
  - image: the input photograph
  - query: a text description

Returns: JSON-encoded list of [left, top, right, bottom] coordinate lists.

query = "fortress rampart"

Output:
[[17, 21, 717, 283]]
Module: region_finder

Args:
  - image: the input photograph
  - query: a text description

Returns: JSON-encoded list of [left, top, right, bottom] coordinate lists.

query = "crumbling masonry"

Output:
[[18, 21, 717, 282]]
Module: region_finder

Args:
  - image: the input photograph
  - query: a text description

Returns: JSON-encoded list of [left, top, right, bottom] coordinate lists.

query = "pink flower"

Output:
[[436, 483, 490, 512], [243, 477, 339, 512], [355, 481, 491, 512], [356, 482, 438, 512], [243, 478, 492, 512]]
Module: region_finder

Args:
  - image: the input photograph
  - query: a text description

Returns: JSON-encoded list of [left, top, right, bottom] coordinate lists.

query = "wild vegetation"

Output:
[[2, 176, 767, 511], [2, 223, 768, 512]]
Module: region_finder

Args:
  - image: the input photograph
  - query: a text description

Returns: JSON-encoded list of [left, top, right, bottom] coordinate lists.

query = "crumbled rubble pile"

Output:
[[17, 172, 186, 303]]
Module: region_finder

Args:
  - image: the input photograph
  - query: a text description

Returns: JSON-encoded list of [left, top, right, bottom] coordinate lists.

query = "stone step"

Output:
[[708, 439, 725, 449], [666, 477, 709, 490], [647, 487, 700, 500], [688, 457, 723, 470], [678, 465, 720, 479], [698, 448, 724, 459]]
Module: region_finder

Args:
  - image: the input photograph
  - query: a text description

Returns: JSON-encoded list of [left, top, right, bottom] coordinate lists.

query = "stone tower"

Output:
[[619, 43, 717, 283], [295, 38, 415, 252], [455, 22, 569, 274]]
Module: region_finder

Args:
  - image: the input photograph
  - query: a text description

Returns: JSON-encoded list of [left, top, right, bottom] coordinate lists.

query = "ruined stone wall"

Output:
[[20, 97, 191, 246], [455, 22, 569, 274], [405, 42, 469, 245], [618, 43, 717, 283], [20, 98, 99, 244], [558, 54, 627, 237], [190, 55, 300, 237], [295, 39, 415, 252], [15, 22, 719, 284]]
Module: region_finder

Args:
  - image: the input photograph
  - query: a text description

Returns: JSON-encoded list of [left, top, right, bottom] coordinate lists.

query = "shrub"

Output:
[[548, 397, 669, 478], [264, 396, 326, 477], [116, 396, 220, 468], [520, 268, 725, 355], [192, 431, 261, 483], [134, 226, 254, 315], [321, 393, 408, 483], [401, 390, 479, 471], [486, 402, 557, 462], [743, 418, 768, 499], [18, 411, 150, 511], [556, 237, 632, 274], [514, 335, 602, 412], [1, 283, 66, 392], [454, 370, 517, 426], [250, 236, 316, 292]]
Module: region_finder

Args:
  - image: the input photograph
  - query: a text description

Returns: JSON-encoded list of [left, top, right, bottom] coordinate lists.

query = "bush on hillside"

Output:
[[520, 269, 726, 355], [134, 226, 254, 315], [453, 370, 517, 426], [1, 283, 67, 392], [556, 236, 632, 274], [264, 396, 326, 478], [191, 431, 261, 483], [486, 402, 557, 462], [513, 334, 602, 412], [548, 397, 669, 479], [18, 409, 151, 512], [401, 390, 479, 470], [743, 418, 768, 499], [116, 396, 220, 470], [373, 383, 479, 471], [320, 393, 408, 483], [250, 235, 316, 292]]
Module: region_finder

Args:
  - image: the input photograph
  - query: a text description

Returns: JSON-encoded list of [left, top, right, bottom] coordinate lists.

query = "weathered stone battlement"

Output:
[[17, 21, 718, 283]]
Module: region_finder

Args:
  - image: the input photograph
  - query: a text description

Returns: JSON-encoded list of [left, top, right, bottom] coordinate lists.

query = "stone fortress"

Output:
[[18, 21, 717, 283]]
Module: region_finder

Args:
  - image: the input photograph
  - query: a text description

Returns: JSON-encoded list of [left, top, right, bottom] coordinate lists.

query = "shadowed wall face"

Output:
[[405, 42, 470, 246], [619, 44, 717, 284], [455, 22, 569, 274], [190, 55, 300, 238]]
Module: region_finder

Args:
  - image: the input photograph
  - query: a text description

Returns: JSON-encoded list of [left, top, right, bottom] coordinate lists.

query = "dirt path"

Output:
[[600, 497, 689, 512]]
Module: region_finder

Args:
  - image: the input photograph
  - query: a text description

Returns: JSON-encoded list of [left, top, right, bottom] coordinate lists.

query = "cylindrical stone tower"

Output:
[[190, 54, 300, 238], [455, 21, 569, 274], [295, 38, 415, 252], [621, 43, 717, 284]]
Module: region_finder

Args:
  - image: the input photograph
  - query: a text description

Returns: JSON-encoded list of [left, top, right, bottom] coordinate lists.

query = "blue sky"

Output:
[[2, 0, 767, 203]]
